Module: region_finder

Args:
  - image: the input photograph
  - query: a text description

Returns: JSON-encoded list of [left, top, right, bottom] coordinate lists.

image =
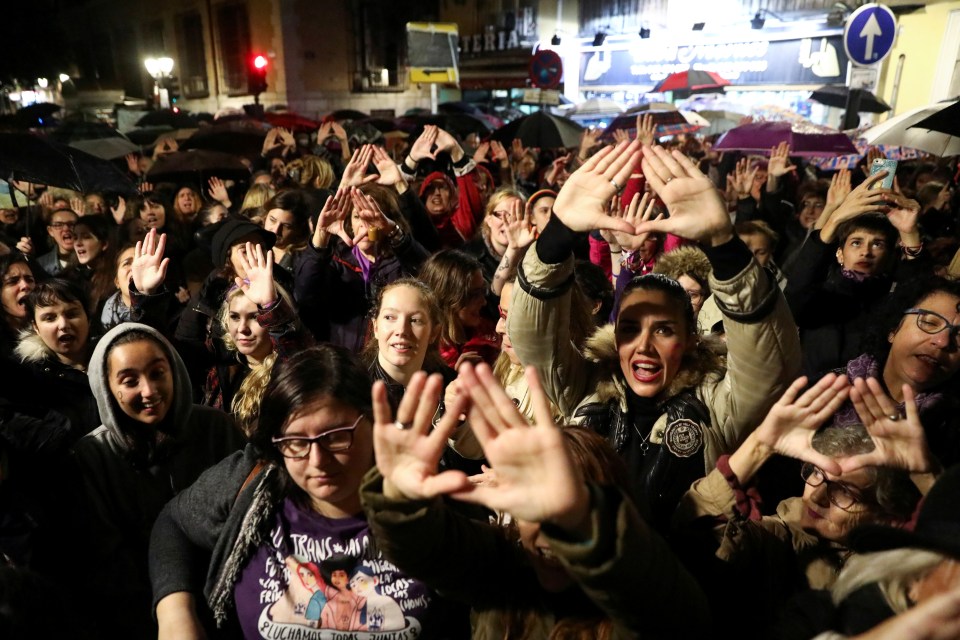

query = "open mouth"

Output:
[[631, 360, 663, 383], [390, 342, 416, 354], [140, 399, 164, 416], [57, 334, 76, 347]]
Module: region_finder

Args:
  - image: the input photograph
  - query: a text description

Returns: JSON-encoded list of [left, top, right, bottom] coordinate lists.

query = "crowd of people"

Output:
[[1, 110, 960, 639]]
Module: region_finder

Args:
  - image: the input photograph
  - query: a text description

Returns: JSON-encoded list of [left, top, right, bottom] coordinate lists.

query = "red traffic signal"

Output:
[[248, 53, 269, 99]]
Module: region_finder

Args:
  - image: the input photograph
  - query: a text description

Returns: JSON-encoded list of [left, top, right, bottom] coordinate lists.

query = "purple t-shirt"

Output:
[[234, 498, 431, 639]]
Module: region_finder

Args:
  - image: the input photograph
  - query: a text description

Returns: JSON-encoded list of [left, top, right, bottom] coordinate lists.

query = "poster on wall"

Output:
[[580, 35, 849, 89]]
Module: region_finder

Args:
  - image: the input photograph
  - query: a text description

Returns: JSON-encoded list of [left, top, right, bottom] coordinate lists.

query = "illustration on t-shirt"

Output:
[[236, 513, 429, 639]]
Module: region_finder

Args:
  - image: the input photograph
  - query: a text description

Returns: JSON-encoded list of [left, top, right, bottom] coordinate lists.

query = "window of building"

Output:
[[352, 1, 411, 92], [177, 11, 209, 98], [216, 2, 251, 96]]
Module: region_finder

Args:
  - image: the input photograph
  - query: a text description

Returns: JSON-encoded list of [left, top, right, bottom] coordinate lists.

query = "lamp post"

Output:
[[144, 56, 174, 109]]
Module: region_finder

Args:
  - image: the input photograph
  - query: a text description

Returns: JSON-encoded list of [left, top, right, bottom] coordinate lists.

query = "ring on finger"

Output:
[[887, 413, 900, 421], [393, 421, 413, 431], [610, 179, 621, 191], [665, 177, 676, 184]]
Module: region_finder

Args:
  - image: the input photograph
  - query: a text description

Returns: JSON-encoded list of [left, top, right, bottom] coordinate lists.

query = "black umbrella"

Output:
[[126, 126, 175, 146], [909, 100, 960, 137], [395, 113, 492, 139], [47, 121, 126, 144], [0, 133, 137, 196], [136, 110, 200, 128], [490, 111, 584, 149], [146, 149, 250, 183], [809, 85, 891, 114], [15, 103, 62, 127], [328, 109, 369, 122], [180, 120, 270, 159], [439, 101, 483, 115]]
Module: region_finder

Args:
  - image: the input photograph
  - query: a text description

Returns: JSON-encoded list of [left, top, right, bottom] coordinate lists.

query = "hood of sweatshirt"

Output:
[[88, 322, 193, 443]]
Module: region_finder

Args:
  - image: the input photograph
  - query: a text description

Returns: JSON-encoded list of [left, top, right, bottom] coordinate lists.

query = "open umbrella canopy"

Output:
[[136, 110, 200, 128], [180, 120, 270, 159], [146, 149, 250, 183], [0, 133, 137, 195], [15, 103, 61, 127], [862, 100, 960, 157], [263, 112, 319, 133], [909, 100, 960, 138], [395, 113, 492, 139], [69, 137, 140, 160], [714, 120, 857, 157], [694, 109, 749, 136], [48, 121, 126, 144], [491, 111, 584, 149], [328, 109, 369, 122], [625, 102, 676, 113], [653, 70, 730, 96], [809, 86, 891, 114], [568, 98, 625, 118], [604, 110, 700, 139]]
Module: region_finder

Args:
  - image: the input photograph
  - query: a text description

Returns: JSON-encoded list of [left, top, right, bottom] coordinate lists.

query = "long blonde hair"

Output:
[[219, 282, 295, 434]]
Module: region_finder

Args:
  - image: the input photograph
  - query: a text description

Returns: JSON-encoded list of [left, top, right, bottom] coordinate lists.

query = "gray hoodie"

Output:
[[74, 322, 245, 637]]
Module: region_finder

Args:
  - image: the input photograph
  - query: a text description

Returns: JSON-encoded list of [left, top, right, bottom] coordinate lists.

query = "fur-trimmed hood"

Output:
[[581, 324, 726, 408], [15, 329, 57, 365]]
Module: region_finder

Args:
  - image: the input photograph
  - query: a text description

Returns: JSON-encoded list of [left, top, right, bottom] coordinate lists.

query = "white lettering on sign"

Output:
[[461, 30, 523, 54]]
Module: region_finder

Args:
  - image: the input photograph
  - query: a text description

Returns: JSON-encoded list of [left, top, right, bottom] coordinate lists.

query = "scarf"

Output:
[[351, 244, 373, 283], [833, 353, 944, 427]]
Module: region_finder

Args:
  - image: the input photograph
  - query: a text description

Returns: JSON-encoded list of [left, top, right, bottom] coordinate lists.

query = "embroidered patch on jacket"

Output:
[[663, 418, 704, 458]]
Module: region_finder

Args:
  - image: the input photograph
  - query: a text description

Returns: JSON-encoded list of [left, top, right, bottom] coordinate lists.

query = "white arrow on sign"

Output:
[[860, 13, 883, 60]]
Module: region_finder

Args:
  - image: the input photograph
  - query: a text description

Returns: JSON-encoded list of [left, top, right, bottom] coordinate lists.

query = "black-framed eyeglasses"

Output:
[[50, 221, 76, 229], [271, 414, 364, 459], [903, 308, 960, 346], [800, 463, 869, 512]]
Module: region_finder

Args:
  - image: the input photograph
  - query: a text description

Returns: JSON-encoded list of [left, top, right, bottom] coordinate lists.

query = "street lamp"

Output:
[[144, 56, 175, 109]]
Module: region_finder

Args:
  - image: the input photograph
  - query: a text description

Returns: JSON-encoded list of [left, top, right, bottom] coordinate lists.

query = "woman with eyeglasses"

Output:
[[150, 346, 466, 639], [674, 373, 924, 638]]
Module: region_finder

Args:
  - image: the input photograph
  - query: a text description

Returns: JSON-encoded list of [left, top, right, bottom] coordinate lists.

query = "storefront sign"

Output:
[[461, 30, 523, 55], [580, 35, 850, 88]]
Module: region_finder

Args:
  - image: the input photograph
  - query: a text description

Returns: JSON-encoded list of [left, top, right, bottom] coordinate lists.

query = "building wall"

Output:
[[876, 1, 960, 117]]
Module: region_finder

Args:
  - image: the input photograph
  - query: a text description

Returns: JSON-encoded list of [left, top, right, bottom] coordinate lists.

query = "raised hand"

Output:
[[16, 237, 33, 256], [552, 140, 642, 235], [610, 191, 663, 251], [372, 371, 472, 500], [276, 127, 296, 149], [510, 138, 527, 162], [885, 190, 921, 239], [125, 153, 142, 176], [767, 142, 797, 178], [312, 187, 353, 248], [451, 364, 590, 533], [748, 374, 850, 474], [505, 197, 536, 250], [371, 145, 403, 187], [490, 140, 509, 166], [110, 196, 127, 225], [207, 177, 230, 205], [409, 125, 438, 163], [339, 145, 378, 188], [38, 191, 54, 212], [233, 242, 277, 308], [131, 228, 170, 295], [732, 157, 759, 199], [70, 196, 86, 216], [636, 113, 656, 146], [350, 188, 393, 243], [543, 153, 571, 186], [578, 128, 602, 160], [612, 129, 630, 145], [434, 127, 464, 161], [330, 122, 349, 143], [261, 129, 282, 156], [819, 171, 893, 242], [316, 121, 333, 143], [827, 169, 852, 208], [639, 144, 733, 246], [862, 147, 885, 178], [840, 377, 934, 474], [472, 141, 491, 164]]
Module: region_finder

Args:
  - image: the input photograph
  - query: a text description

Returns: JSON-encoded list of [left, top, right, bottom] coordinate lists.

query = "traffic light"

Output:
[[248, 53, 268, 102], [166, 75, 181, 104]]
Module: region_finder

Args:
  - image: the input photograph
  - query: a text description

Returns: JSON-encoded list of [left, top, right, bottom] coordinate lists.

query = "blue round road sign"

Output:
[[844, 4, 897, 66], [530, 50, 563, 90]]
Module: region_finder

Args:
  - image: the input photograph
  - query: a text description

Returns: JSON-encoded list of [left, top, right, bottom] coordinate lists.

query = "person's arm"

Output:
[[491, 197, 535, 296], [149, 448, 259, 629]]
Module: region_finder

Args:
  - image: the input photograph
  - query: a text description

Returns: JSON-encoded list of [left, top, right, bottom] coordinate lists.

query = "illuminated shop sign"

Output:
[[580, 35, 850, 87]]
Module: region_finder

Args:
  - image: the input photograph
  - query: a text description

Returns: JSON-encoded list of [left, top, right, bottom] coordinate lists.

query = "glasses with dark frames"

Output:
[[271, 414, 365, 459], [903, 308, 960, 346], [800, 463, 870, 512]]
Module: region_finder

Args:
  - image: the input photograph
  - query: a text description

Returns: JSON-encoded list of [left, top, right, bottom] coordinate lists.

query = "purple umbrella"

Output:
[[714, 120, 857, 157]]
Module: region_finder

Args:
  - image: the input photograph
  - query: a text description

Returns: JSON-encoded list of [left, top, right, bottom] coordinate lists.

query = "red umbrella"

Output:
[[652, 70, 730, 96], [263, 112, 319, 133]]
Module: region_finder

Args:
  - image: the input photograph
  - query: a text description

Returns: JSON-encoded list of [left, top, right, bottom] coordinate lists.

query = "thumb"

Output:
[[593, 215, 638, 235]]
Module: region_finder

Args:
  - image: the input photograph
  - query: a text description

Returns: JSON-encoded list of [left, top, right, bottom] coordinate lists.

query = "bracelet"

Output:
[[403, 156, 417, 170], [901, 242, 923, 257], [609, 249, 622, 255]]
